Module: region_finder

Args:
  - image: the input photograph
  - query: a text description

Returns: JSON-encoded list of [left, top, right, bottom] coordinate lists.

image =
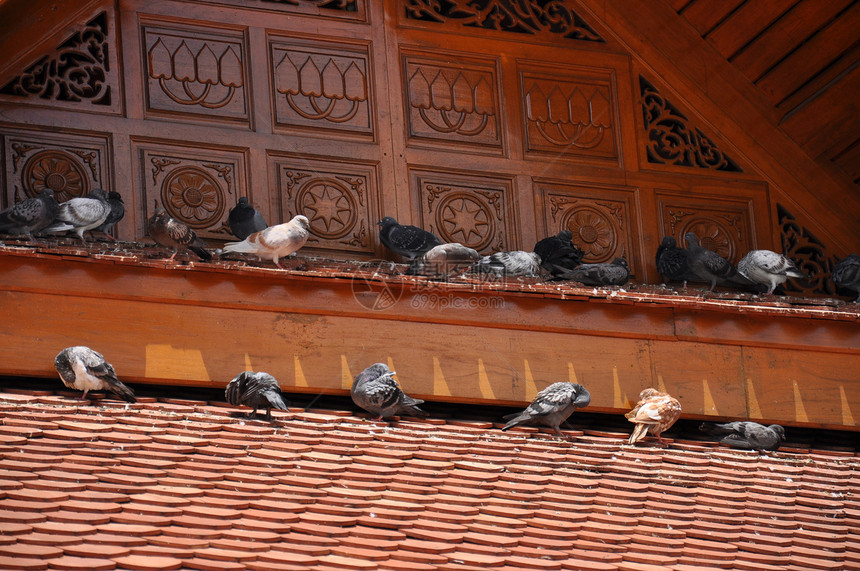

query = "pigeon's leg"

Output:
[[167, 250, 178, 261], [553, 426, 566, 438], [81, 390, 89, 400]]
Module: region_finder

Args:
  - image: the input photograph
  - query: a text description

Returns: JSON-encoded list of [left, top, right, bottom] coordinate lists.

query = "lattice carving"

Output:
[[405, 0, 603, 42], [659, 197, 753, 264], [272, 40, 373, 137], [640, 77, 741, 173], [275, 157, 378, 254], [143, 24, 248, 123], [404, 55, 500, 150], [415, 171, 516, 254], [261, 0, 357, 8], [203, 0, 366, 20], [777, 204, 835, 296], [523, 69, 616, 162], [0, 12, 117, 111]]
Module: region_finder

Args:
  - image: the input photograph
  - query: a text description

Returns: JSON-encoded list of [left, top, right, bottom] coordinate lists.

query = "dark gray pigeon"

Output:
[[92, 191, 125, 241], [555, 258, 629, 286], [54, 346, 136, 402], [228, 196, 267, 240], [225, 371, 289, 420], [378, 217, 443, 261], [683, 232, 749, 291], [699, 421, 785, 451], [0, 189, 59, 238], [351, 363, 427, 420], [502, 382, 591, 436], [474, 250, 542, 277], [148, 208, 212, 261], [533, 229, 584, 277], [738, 249, 806, 295], [656, 236, 700, 287], [410, 242, 480, 278], [832, 254, 860, 302], [44, 188, 111, 244]]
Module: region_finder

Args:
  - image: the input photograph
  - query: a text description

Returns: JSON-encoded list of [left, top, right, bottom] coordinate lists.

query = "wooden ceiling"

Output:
[[668, 0, 860, 192]]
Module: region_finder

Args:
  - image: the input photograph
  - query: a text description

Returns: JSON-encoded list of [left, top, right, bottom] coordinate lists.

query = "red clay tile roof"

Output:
[[0, 388, 858, 571]]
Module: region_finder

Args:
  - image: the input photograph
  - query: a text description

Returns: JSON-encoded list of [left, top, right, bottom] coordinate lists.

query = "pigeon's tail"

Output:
[[399, 395, 428, 417], [106, 379, 136, 403], [222, 239, 256, 254], [628, 422, 650, 445], [44, 222, 75, 233], [699, 422, 733, 436], [263, 389, 289, 412], [501, 412, 527, 431], [785, 267, 807, 279], [190, 244, 212, 262]]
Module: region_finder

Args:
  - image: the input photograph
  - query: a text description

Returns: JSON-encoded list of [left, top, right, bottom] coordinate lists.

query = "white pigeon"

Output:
[[222, 215, 310, 268], [54, 346, 136, 402], [44, 189, 112, 244], [737, 249, 806, 294], [474, 251, 542, 277]]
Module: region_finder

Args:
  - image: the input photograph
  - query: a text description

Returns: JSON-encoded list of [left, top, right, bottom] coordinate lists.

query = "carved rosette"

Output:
[[778, 204, 835, 296], [271, 40, 373, 137], [275, 159, 377, 254], [547, 194, 628, 264], [660, 200, 752, 265]]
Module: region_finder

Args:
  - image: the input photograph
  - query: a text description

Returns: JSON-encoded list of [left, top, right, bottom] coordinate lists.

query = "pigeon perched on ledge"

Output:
[[737, 249, 806, 295], [148, 208, 212, 262], [533, 229, 584, 277], [92, 191, 125, 241], [502, 382, 591, 436], [0, 189, 59, 239], [699, 421, 785, 451], [225, 371, 289, 421], [378, 217, 443, 261], [410, 242, 480, 278], [683, 232, 750, 291], [223, 215, 310, 268], [554, 258, 629, 286], [474, 250, 542, 277], [626, 388, 681, 446], [54, 346, 136, 402], [351, 363, 427, 420], [228, 196, 267, 241], [832, 254, 860, 302], [44, 188, 111, 244], [656, 236, 699, 287]]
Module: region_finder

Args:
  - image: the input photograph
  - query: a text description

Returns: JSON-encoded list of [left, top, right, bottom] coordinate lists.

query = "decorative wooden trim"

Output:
[[777, 203, 836, 297]]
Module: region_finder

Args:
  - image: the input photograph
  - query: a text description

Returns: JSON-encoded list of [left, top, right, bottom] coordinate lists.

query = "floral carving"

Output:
[[778, 204, 834, 296], [22, 150, 88, 201], [298, 179, 357, 240], [162, 167, 225, 228], [564, 207, 615, 259]]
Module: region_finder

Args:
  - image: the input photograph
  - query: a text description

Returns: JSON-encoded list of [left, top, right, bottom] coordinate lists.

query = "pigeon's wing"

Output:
[[165, 218, 196, 247], [388, 224, 442, 252], [396, 391, 427, 417], [225, 373, 245, 406], [76, 347, 135, 402], [833, 255, 860, 286], [511, 384, 575, 421], [59, 198, 109, 226], [0, 198, 41, 228], [242, 373, 288, 411], [495, 251, 540, 276], [657, 246, 699, 282]]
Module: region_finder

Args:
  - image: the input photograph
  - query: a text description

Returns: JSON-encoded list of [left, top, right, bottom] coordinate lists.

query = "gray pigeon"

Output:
[[222, 215, 309, 268], [228, 196, 267, 240], [474, 251, 542, 277], [656, 236, 699, 287], [92, 191, 125, 240], [683, 232, 749, 291], [351, 363, 427, 420], [533, 230, 584, 277], [44, 188, 111, 244], [148, 208, 212, 261], [502, 382, 591, 436], [832, 254, 860, 302], [410, 242, 481, 278], [378, 217, 443, 261], [555, 257, 629, 286], [0, 189, 59, 239], [699, 421, 785, 451], [54, 346, 136, 402], [225, 371, 289, 420], [737, 249, 806, 295]]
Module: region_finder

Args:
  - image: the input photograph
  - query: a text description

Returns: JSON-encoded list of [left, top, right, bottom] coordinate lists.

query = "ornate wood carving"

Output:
[[522, 67, 617, 163], [0, 12, 119, 113], [404, 0, 604, 42], [413, 170, 516, 254], [404, 54, 501, 151], [777, 204, 835, 296], [143, 23, 249, 124], [204, 0, 366, 20], [640, 77, 742, 173], [274, 156, 378, 254], [271, 38, 373, 138], [540, 182, 639, 271]]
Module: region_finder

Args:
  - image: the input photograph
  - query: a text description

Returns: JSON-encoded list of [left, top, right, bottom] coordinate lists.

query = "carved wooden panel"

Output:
[[538, 182, 641, 273], [657, 191, 755, 265], [136, 142, 247, 240], [1, 129, 111, 207], [142, 22, 249, 124], [778, 204, 836, 297], [272, 155, 378, 254], [271, 37, 374, 139], [0, 11, 121, 115], [204, 0, 367, 22], [521, 64, 618, 165], [403, 52, 502, 153], [412, 169, 517, 254]]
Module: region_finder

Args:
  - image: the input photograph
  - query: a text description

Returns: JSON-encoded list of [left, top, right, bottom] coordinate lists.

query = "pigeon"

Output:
[[683, 232, 750, 291], [699, 421, 785, 451], [832, 254, 860, 302], [410, 242, 480, 278], [0, 189, 59, 238], [228, 196, 267, 240], [378, 217, 443, 261], [554, 258, 629, 286], [44, 188, 111, 244], [737, 249, 807, 295], [655, 236, 700, 287], [147, 208, 212, 261], [222, 215, 310, 268], [625, 388, 681, 446], [351, 363, 427, 420], [225, 371, 289, 421], [54, 346, 136, 402], [501, 382, 591, 436], [92, 191, 125, 241], [474, 251, 542, 277], [533, 229, 584, 277]]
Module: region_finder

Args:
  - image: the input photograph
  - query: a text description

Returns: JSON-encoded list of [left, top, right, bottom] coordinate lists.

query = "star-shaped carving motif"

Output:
[[303, 184, 351, 233], [442, 198, 489, 245]]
